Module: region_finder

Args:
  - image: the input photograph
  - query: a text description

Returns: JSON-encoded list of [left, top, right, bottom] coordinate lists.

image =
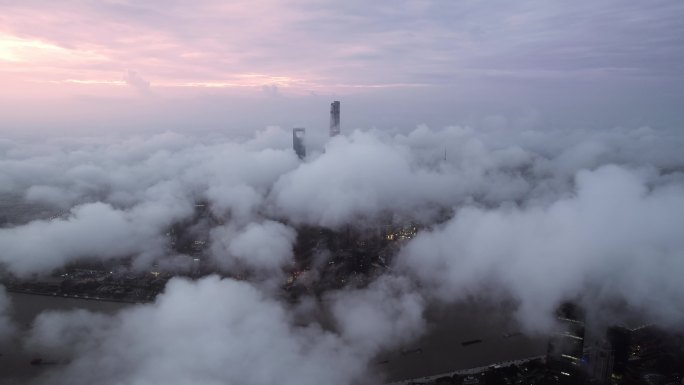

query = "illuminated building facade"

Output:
[[545, 302, 586, 384]]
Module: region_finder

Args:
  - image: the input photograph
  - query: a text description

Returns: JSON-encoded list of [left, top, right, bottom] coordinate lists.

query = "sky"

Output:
[[1, 0, 684, 134]]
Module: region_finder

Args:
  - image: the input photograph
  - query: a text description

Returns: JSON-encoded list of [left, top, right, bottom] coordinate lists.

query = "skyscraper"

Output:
[[330, 101, 340, 137], [545, 302, 586, 384], [293, 127, 306, 159], [606, 326, 631, 377]]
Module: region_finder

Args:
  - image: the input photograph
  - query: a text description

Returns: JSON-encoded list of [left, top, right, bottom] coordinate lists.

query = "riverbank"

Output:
[[386, 355, 546, 385], [5, 287, 144, 305]]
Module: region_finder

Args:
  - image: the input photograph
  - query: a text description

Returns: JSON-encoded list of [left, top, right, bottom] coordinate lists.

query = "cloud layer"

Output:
[[397, 165, 684, 331], [25, 277, 373, 385], [0, 121, 683, 383]]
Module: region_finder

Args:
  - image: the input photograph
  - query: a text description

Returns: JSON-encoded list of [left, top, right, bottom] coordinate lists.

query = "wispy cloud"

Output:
[[1, 0, 682, 95], [0, 0, 682, 133]]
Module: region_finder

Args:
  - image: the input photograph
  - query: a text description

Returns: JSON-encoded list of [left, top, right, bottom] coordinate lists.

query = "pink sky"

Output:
[[1, 0, 683, 134], [0, 1, 433, 99]]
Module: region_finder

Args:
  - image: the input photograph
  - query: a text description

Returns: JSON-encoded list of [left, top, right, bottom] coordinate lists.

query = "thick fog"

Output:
[[397, 165, 684, 331], [1, 122, 684, 384], [24, 277, 373, 385]]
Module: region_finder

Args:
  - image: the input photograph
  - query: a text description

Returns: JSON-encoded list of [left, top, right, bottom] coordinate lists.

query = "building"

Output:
[[545, 302, 586, 384], [606, 325, 631, 377], [585, 343, 614, 385], [330, 100, 340, 137], [293, 127, 306, 159]]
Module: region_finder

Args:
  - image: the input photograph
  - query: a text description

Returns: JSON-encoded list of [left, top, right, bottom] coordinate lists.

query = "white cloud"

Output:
[[25, 276, 375, 385], [209, 220, 297, 274], [328, 275, 426, 353], [396, 165, 684, 331], [1, 122, 683, 383]]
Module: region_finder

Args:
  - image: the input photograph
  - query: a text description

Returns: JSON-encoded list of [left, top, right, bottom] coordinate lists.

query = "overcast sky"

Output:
[[1, 0, 683, 134]]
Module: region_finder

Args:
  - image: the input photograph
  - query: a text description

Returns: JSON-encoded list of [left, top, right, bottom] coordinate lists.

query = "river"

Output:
[[0, 293, 129, 384], [377, 300, 547, 382], [0, 292, 548, 384]]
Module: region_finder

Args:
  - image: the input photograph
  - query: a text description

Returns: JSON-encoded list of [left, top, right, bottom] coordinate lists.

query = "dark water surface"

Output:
[[0, 293, 547, 384], [378, 301, 547, 382], [0, 293, 128, 384], [0, 194, 58, 227]]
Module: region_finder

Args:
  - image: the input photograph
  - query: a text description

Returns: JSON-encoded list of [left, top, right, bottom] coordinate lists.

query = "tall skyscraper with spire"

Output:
[[330, 101, 340, 137]]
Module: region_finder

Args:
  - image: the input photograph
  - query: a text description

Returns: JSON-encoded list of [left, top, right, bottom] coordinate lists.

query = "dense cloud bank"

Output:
[[328, 275, 426, 353], [1, 123, 684, 383], [397, 165, 684, 331], [209, 220, 298, 279], [0, 201, 193, 276], [2, 125, 682, 278], [24, 277, 373, 385], [19, 275, 431, 385]]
